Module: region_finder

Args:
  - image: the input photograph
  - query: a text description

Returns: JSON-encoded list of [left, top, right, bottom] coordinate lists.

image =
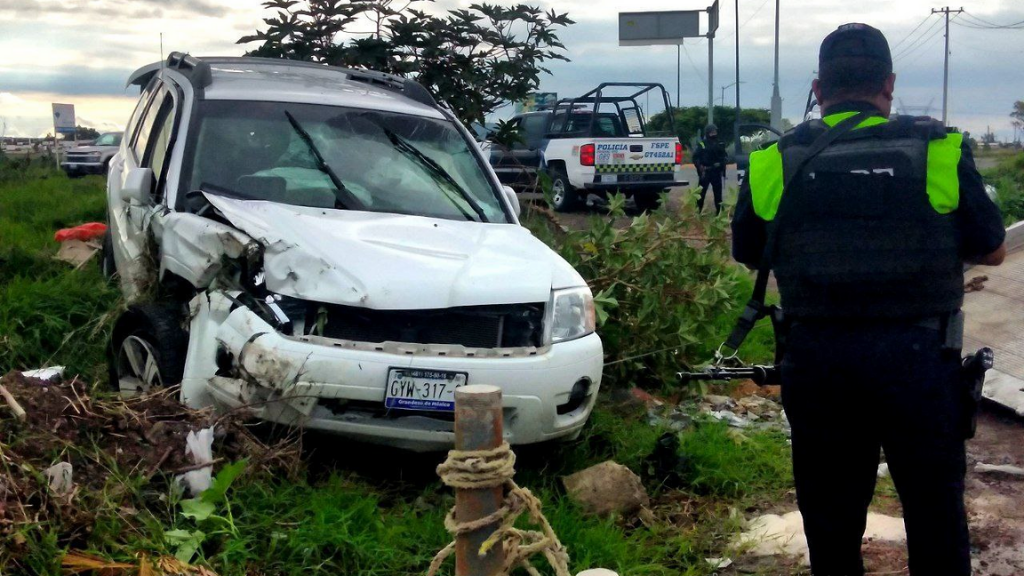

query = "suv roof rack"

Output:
[[152, 53, 437, 108]]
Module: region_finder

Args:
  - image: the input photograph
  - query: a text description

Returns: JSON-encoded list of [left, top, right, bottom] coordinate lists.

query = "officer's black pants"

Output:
[[781, 321, 970, 576], [697, 172, 723, 214]]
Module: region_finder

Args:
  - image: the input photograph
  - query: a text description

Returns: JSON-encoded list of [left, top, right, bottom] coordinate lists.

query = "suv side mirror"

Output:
[[503, 185, 520, 217], [121, 167, 154, 204]]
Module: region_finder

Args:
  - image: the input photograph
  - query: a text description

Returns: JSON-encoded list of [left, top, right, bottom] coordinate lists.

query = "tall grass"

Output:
[[985, 152, 1024, 226], [0, 158, 118, 376]]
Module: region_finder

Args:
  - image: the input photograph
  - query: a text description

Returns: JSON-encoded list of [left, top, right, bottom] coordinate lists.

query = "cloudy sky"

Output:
[[1, 0, 1022, 139]]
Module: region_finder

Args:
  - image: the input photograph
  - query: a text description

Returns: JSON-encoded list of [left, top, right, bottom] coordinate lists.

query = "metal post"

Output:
[[932, 6, 963, 125], [676, 44, 681, 111], [454, 385, 505, 576], [708, 35, 715, 125], [769, 0, 782, 130], [733, 0, 741, 157]]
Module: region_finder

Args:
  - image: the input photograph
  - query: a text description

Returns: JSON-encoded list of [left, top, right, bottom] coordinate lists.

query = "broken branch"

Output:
[[0, 384, 27, 420]]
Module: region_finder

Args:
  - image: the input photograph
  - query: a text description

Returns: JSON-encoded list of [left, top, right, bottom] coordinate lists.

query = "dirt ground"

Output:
[[723, 406, 1024, 575]]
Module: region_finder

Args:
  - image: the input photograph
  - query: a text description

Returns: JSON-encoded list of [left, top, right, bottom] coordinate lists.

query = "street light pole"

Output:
[[733, 0, 741, 157], [770, 0, 783, 130]]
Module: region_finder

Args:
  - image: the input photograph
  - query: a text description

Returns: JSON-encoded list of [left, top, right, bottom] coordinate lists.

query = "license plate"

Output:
[[619, 173, 646, 183], [385, 368, 468, 412], [600, 174, 617, 184]]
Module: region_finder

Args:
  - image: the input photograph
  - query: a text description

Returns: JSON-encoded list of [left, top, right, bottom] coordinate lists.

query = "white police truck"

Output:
[[489, 83, 687, 212]]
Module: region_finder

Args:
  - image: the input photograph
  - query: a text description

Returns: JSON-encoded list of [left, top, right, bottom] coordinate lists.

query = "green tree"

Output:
[[238, 0, 573, 127], [1011, 100, 1024, 145], [74, 125, 100, 141], [647, 106, 772, 150]]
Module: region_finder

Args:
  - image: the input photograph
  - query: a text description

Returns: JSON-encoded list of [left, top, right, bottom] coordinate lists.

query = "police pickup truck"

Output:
[[489, 83, 686, 212]]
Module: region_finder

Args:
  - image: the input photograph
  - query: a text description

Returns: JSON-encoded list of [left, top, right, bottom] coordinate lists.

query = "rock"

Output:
[[705, 394, 735, 410], [563, 461, 650, 517]]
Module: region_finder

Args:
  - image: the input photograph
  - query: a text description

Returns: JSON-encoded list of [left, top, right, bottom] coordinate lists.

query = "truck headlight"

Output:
[[547, 287, 596, 344]]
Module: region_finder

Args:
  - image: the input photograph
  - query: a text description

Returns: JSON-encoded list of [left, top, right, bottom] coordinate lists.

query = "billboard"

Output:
[[618, 11, 700, 46], [515, 92, 558, 114], [52, 103, 76, 135]]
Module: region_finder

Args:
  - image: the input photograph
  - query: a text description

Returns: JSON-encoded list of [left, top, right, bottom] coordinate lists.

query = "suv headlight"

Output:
[[546, 287, 596, 344]]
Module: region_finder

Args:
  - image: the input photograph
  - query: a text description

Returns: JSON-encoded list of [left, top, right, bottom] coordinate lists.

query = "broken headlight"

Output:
[[547, 287, 596, 344]]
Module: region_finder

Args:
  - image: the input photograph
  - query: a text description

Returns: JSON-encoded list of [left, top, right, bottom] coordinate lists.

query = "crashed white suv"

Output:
[[105, 53, 602, 451]]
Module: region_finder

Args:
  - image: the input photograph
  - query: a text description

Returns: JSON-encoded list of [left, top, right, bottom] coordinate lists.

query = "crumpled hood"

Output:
[[205, 194, 586, 309]]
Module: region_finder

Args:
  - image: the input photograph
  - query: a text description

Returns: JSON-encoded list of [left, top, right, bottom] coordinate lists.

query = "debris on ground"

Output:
[[562, 461, 649, 517], [698, 393, 791, 434], [735, 510, 906, 565], [180, 427, 217, 496], [0, 370, 299, 551], [965, 275, 989, 293], [877, 462, 890, 479], [54, 222, 107, 243], [55, 238, 102, 267], [975, 463, 1024, 478], [22, 366, 65, 381]]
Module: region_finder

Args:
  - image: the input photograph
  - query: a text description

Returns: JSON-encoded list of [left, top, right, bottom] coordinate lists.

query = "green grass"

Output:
[[0, 159, 119, 376], [983, 152, 1024, 226]]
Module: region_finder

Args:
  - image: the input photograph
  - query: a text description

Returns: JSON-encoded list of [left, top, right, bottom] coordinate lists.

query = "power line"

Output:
[[891, 15, 933, 51], [959, 10, 1024, 29], [892, 16, 943, 60], [893, 17, 946, 62], [681, 41, 706, 87]]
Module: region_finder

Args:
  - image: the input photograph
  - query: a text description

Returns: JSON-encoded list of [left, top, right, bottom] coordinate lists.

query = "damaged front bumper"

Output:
[[181, 291, 603, 452]]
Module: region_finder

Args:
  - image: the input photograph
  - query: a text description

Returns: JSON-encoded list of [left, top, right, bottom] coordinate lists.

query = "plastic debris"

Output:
[[736, 510, 906, 565], [975, 463, 1024, 478], [877, 462, 890, 479], [576, 570, 620, 576], [45, 462, 74, 496], [54, 222, 107, 243], [705, 557, 733, 569], [22, 366, 65, 382], [178, 428, 216, 496], [55, 239, 101, 267]]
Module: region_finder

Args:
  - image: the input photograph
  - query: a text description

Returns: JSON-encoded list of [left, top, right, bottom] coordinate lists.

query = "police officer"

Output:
[[731, 24, 1006, 575], [693, 124, 728, 214]]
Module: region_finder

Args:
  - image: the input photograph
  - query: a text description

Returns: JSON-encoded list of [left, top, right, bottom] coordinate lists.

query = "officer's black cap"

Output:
[[819, 23, 892, 73]]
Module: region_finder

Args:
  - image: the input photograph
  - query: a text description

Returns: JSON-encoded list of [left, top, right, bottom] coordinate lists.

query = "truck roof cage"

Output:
[[127, 53, 437, 109], [546, 82, 676, 138]]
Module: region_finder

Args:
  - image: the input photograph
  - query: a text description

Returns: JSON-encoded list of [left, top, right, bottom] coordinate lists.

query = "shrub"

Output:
[[522, 193, 748, 389], [989, 153, 1024, 226]]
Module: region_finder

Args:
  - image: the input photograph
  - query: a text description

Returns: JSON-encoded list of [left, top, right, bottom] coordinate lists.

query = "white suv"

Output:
[[105, 53, 603, 451]]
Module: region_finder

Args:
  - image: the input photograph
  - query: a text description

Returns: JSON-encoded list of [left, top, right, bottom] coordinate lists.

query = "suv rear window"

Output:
[[184, 101, 509, 223]]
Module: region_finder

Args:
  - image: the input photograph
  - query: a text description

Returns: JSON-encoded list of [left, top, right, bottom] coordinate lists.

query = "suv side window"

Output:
[[144, 96, 176, 197], [125, 78, 158, 153], [132, 86, 169, 162], [520, 114, 549, 148]]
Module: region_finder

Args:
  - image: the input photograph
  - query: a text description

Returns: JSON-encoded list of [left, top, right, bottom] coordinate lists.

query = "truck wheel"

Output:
[[549, 168, 580, 213], [100, 231, 116, 280], [108, 304, 188, 396], [633, 190, 664, 212]]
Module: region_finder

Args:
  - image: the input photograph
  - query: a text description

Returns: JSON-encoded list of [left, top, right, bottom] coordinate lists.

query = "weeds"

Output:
[[985, 152, 1024, 226]]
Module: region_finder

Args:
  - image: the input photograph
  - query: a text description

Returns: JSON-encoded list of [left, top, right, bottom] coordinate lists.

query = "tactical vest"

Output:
[[747, 112, 965, 319]]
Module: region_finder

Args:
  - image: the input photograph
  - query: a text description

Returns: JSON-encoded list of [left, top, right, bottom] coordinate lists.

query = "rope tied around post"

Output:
[[427, 442, 571, 576]]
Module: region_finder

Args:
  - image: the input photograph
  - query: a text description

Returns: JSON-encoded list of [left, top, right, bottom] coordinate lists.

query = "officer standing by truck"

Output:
[[693, 124, 728, 214], [731, 23, 1006, 575]]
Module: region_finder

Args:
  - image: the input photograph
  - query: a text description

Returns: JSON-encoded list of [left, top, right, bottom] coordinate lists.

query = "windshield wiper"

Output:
[[373, 123, 489, 223], [284, 111, 363, 210]]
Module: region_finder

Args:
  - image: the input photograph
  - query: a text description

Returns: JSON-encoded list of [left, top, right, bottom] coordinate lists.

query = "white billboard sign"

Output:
[[52, 103, 76, 135], [618, 11, 701, 46]]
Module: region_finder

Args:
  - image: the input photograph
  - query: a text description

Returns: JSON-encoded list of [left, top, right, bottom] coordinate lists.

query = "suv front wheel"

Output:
[[109, 304, 188, 396]]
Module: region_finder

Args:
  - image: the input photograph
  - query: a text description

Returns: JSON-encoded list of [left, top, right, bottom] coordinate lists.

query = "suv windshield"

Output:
[[95, 133, 122, 146], [185, 101, 508, 223]]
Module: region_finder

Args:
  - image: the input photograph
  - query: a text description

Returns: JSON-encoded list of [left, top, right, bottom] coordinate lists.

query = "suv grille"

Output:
[[295, 302, 546, 349]]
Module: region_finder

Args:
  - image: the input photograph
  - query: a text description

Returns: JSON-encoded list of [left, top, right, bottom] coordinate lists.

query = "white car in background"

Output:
[[103, 53, 603, 451]]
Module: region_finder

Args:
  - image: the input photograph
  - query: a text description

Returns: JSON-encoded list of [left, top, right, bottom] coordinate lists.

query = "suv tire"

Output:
[[109, 303, 188, 396], [549, 167, 580, 213]]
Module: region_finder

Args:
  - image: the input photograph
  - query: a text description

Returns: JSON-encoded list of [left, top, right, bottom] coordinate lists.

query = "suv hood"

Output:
[[68, 145, 117, 153], [205, 194, 586, 309]]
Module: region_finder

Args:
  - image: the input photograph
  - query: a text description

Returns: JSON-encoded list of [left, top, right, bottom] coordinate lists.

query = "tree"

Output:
[[74, 125, 100, 141], [1011, 100, 1024, 146], [238, 0, 573, 127]]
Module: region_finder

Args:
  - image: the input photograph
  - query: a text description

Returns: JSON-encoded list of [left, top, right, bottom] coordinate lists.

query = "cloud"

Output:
[[0, 0, 227, 19]]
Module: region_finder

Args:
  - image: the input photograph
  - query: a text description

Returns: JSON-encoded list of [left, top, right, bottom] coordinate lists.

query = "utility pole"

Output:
[[932, 6, 963, 125], [708, 29, 715, 126], [733, 0, 741, 157], [769, 0, 783, 130], [676, 44, 681, 111]]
